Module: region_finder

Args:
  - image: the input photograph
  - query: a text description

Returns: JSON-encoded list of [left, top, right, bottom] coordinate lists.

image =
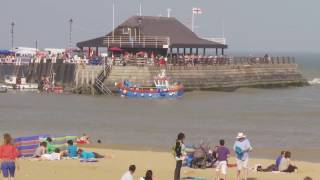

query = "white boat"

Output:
[[0, 85, 8, 93], [5, 75, 38, 90], [309, 78, 320, 85]]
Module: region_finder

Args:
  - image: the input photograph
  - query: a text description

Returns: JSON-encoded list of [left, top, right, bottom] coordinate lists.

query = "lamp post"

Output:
[[69, 18, 73, 56], [10, 22, 15, 51], [112, 0, 115, 40], [69, 19, 73, 50]]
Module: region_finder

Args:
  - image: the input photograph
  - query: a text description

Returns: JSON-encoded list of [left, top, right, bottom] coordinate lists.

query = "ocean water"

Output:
[[0, 53, 319, 150]]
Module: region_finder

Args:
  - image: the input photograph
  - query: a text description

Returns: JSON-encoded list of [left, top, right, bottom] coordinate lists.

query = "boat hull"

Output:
[[116, 83, 184, 98]]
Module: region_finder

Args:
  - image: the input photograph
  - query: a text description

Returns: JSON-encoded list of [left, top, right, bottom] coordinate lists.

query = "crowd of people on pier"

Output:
[[0, 47, 295, 68], [0, 132, 308, 180]]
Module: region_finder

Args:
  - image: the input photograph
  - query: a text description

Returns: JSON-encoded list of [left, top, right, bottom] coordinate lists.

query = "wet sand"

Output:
[[16, 147, 320, 180]]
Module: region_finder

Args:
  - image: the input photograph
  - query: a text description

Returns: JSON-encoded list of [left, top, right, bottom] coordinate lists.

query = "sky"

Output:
[[0, 0, 319, 53]]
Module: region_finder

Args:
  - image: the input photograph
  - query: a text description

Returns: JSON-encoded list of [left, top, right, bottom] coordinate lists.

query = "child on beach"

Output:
[[215, 139, 230, 180], [121, 165, 136, 180], [41, 148, 62, 161], [33, 141, 47, 158], [174, 132, 186, 180], [140, 170, 157, 180], [66, 140, 78, 158], [77, 149, 105, 159], [45, 137, 55, 154], [0, 133, 19, 180]]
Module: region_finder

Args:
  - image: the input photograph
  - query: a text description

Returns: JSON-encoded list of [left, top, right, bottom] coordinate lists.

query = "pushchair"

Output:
[[191, 143, 212, 169]]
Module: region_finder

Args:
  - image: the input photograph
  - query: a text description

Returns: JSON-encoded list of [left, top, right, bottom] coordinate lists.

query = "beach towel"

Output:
[[80, 159, 98, 163], [181, 177, 208, 180], [235, 146, 244, 160]]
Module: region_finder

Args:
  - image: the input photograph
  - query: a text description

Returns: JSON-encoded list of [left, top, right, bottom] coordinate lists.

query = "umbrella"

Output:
[[136, 51, 145, 56], [108, 47, 123, 52], [0, 50, 14, 55]]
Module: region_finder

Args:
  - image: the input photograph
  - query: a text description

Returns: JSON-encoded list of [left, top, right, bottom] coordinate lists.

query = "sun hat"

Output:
[[236, 132, 246, 139]]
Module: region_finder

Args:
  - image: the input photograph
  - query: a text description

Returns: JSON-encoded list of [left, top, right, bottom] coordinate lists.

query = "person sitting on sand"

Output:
[[33, 142, 47, 158], [257, 150, 285, 172], [279, 151, 298, 173], [304, 177, 312, 180], [121, 165, 136, 180], [67, 140, 78, 158], [140, 170, 157, 180], [77, 149, 104, 159], [45, 137, 55, 154], [41, 148, 62, 161]]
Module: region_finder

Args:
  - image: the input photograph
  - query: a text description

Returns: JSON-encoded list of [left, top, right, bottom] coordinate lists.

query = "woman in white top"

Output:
[[174, 132, 186, 180]]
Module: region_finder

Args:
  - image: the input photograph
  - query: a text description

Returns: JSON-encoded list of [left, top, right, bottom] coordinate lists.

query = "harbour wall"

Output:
[[75, 63, 308, 92], [0, 63, 75, 86]]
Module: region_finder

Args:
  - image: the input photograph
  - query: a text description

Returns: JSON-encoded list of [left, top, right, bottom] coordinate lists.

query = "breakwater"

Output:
[[75, 60, 308, 93], [0, 62, 75, 86], [1, 58, 308, 93]]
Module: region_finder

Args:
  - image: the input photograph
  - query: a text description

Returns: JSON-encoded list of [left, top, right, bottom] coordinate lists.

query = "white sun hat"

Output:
[[236, 132, 246, 139]]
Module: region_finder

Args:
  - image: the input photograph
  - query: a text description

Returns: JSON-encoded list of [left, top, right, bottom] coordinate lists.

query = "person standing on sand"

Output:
[[233, 132, 252, 180], [121, 165, 136, 180], [215, 139, 230, 180], [0, 133, 19, 180], [174, 132, 186, 180]]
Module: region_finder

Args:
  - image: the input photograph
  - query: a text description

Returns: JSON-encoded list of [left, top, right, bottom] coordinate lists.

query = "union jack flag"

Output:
[[192, 8, 203, 15]]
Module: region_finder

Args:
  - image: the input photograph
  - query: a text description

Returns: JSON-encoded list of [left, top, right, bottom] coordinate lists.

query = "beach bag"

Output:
[[171, 144, 177, 158], [171, 142, 181, 158], [235, 146, 244, 160]]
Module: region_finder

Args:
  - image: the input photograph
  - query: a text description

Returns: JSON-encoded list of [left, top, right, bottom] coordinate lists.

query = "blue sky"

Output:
[[0, 0, 319, 53]]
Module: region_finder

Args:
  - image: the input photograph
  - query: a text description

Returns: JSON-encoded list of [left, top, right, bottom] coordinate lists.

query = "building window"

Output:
[[123, 28, 130, 35]]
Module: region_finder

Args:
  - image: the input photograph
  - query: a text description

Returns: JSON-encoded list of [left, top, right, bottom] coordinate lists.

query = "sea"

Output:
[[0, 52, 319, 153]]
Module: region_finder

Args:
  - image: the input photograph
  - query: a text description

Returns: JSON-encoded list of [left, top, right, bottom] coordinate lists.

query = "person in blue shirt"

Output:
[[233, 132, 252, 180], [77, 149, 105, 159], [67, 140, 78, 158]]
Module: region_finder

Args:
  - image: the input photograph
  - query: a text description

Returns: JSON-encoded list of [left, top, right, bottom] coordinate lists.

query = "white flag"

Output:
[[192, 8, 203, 15]]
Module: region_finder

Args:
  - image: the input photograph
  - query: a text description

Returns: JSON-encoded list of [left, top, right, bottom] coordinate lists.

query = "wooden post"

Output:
[[203, 48, 206, 56], [222, 48, 224, 55], [216, 48, 218, 55]]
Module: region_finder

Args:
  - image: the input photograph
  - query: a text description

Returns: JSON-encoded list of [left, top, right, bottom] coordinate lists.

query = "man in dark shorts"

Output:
[[216, 139, 230, 180]]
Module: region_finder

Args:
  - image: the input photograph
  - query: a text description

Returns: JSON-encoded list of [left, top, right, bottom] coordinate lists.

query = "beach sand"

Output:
[[15, 147, 319, 180]]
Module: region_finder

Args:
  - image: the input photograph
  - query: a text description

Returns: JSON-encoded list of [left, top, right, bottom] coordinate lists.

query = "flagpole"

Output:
[[192, 10, 195, 32], [112, 0, 115, 40], [139, 0, 142, 16]]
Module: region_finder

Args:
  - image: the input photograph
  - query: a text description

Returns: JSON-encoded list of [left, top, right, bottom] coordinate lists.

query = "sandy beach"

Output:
[[15, 147, 319, 180]]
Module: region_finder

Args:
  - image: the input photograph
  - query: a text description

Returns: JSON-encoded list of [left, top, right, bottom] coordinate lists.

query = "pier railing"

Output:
[[110, 56, 296, 67], [103, 36, 170, 49]]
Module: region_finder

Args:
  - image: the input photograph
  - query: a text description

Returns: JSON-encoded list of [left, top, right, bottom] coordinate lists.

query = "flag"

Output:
[[192, 8, 203, 15]]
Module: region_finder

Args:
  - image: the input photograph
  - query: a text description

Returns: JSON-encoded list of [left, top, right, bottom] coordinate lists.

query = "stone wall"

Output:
[[0, 63, 75, 86], [103, 64, 307, 91]]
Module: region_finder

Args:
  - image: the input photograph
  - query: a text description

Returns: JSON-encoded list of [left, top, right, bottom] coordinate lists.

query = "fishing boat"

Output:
[[5, 75, 38, 90], [0, 85, 8, 93], [115, 70, 184, 98]]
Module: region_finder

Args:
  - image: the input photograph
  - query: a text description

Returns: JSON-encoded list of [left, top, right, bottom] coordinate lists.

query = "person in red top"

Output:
[[0, 133, 19, 180]]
